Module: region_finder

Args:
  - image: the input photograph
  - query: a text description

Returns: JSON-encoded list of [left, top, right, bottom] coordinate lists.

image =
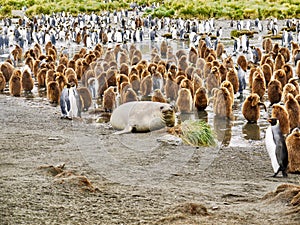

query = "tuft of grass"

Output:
[[230, 30, 257, 38], [0, 0, 299, 19], [179, 120, 216, 147]]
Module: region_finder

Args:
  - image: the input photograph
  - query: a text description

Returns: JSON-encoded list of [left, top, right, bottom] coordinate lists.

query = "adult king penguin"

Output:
[[265, 118, 288, 177], [60, 83, 82, 120]]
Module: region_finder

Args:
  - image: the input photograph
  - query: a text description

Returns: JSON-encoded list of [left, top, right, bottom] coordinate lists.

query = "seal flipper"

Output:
[[113, 125, 133, 135]]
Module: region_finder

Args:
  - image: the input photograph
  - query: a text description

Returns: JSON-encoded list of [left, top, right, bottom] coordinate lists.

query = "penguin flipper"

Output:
[[113, 125, 132, 135]]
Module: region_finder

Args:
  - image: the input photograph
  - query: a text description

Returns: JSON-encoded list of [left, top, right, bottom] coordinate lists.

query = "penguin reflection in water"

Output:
[[60, 83, 82, 120], [265, 118, 288, 177]]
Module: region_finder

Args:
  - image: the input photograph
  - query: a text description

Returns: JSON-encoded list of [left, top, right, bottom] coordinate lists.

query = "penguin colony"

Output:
[[0, 7, 300, 175]]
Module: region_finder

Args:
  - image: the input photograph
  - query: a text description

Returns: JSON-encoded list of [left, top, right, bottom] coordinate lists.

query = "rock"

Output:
[[157, 134, 183, 146]]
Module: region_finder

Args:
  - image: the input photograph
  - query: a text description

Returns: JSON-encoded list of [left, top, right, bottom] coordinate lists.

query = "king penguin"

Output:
[[265, 118, 288, 177]]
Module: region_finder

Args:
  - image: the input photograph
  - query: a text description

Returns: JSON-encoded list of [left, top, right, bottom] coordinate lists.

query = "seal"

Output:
[[110, 101, 176, 134]]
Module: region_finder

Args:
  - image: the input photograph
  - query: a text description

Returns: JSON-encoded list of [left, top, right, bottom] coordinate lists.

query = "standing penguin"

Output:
[[60, 83, 82, 119], [265, 118, 288, 177]]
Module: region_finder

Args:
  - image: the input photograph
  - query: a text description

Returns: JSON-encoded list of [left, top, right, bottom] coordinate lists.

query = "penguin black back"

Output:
[[266, 118, 289, 177]]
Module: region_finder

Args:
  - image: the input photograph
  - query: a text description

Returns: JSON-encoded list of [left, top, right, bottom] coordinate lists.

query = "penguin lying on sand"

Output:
[[265, 118, 288, 177]]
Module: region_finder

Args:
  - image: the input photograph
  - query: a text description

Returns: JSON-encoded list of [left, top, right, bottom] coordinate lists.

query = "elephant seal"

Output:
[[110, 101, 176, 134]]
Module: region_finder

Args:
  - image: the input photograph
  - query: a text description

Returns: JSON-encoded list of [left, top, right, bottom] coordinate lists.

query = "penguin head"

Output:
[[268, 118, 278, 126]]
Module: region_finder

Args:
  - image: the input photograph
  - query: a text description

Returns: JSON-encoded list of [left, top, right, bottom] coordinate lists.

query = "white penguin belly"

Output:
[[265, 126, 280, 173]]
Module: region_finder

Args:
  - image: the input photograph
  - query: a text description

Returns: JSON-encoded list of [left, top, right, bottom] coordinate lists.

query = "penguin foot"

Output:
[[282, 171, 288, 177]]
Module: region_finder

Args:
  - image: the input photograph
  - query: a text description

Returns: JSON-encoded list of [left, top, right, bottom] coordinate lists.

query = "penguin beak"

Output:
[[258, 102, 267, 112]]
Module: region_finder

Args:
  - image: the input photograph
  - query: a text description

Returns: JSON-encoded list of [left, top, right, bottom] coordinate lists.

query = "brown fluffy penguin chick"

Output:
[[119, 52, 129, 65], [102, 86, 116, 112], [119, 63, 130, 76], [75, 59, 83, 80], [55, 73, 68, 92], [129, 74, 140, 94], [185, 66, 194, 80], [206, 66, 221, 95], [157, 64, 167, 79], [283, 64, 293, 82], [282, 83, 297, 103], [1, 61, 15, 82], [47, 81, 60, 104], [286, 127, 300, 173], [164, 73, 178, 102], [213, 87, 233, 119], [56, 64, 66, 74], [279, 47, 290, 63], [192, 73, 203, 95], [248, 66, 258, 89], [96, 72, 107, 99], [195, 57, 206, 72], [221, 80, 234, 104], [168, 64, 178, 79], [268, 79, 282, 106], [271, 104, 290, 135], [273, 69, 287, 89], [37, 68, 48, 88], [46, 69, 56, 86], [194, 87, 208, 111], [82, 69, 95, 88], [252, 71, 266, 99], [274, 53, 285, 70], [262, 38, 273, 54], [160, 40, 168, 59], [295, 94, 300, 105], [11, 44, 22, 65], [117, 74, 130, 94], [218, 63, 228, 82], [296, 60, 300, 78], [288, 78, 299, 94], [285, 93, 300, 132], [178, 55, 188, 72], [140, 75, 153, 97], [223, 56, 234, 69], [271, 43, 280, 59], [176, 88, 193, 113], [180, 78, 194, 96], [77, 87, 92, 111], [106, 69, 117, 87], [152, 71, 164, 92], [66, 73, 78, 88], [261, 63, 272, 86], [21, 69, 34, 92], [0, 71, 6, 92], [242, 93, 266, 123], [9, 69, 22, 97], [216, 42, 225, 59], [151, 89, 167, 103], [188, 46, 198, 65], [123, 87, 138, 103], [226, 68, 239, 94], [237, 55, 247, 72]]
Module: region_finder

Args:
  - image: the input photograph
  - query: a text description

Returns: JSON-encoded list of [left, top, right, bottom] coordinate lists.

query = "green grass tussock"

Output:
[[180, 120, 216, 147], [0, 0, 299, 20]]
